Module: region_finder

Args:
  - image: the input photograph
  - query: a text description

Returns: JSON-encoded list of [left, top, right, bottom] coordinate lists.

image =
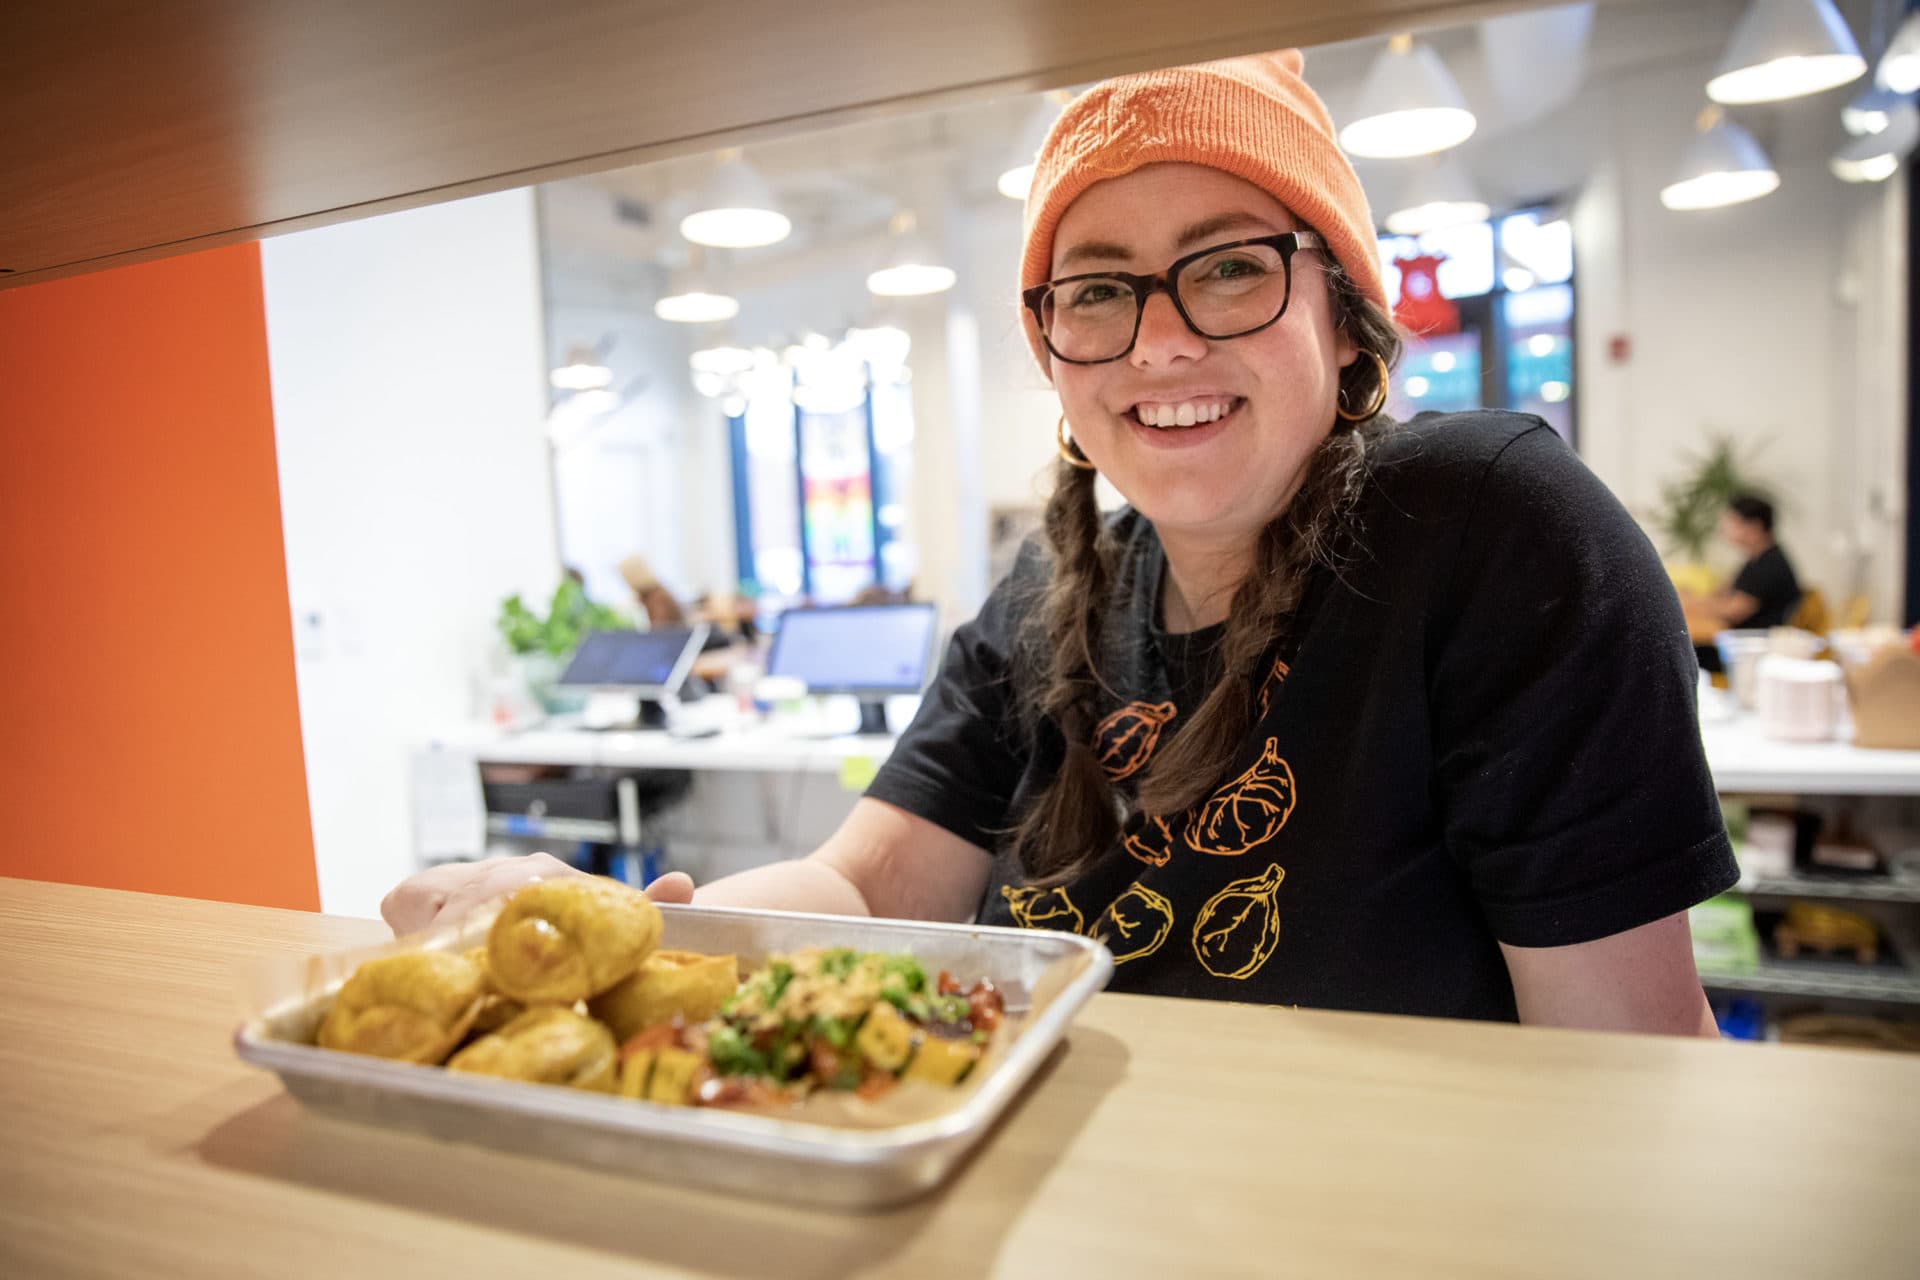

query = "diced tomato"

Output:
[[855, 1070, 897, 1100], [809, 1042, 844, 1081], [967, 980, 1004, 1032], [695, 1075, 789, 1108], [619, 1017, 687, 1060]]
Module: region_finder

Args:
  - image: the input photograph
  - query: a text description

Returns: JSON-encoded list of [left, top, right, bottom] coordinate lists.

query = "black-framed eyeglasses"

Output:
[[1022, 231, 1327, 365]]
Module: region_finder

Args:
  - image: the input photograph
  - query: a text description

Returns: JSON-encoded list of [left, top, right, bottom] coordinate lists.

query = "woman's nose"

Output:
[[1129, 288, 1206, 369]]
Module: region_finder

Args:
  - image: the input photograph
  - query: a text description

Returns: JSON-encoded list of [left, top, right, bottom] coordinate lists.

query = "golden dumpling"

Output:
[[445, 1007, 617, 1091], [317, 950, 486, 1064], [462, 945, 525, 1035], [486, 877, 662, 1004], [588, 949, 739, 1042]]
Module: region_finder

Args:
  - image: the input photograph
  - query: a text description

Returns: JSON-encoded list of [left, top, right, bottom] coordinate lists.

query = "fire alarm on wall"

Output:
[[1608, 334, 1631, 364]]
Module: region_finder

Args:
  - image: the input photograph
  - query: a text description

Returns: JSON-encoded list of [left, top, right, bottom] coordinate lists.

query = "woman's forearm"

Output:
[[691, 855, 872, 916]]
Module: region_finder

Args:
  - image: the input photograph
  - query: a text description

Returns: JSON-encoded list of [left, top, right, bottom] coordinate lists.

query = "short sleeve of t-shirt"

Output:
[[1428, 425, 1738, 947], [862, 542, 1042, 852]]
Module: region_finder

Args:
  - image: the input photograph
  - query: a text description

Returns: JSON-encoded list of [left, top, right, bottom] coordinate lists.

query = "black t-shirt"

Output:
[[1730, 544, 1801, 630], [868, 412, 1737, 1021]]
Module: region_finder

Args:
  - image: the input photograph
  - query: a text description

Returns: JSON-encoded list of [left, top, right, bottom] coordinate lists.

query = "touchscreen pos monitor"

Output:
[[556, 625, 709, 725], [765, 603, 938, 735]]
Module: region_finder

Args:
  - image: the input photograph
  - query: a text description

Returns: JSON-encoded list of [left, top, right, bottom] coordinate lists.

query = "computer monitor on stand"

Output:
[[555, 625, 709, 728], [765, 603, 939, 736]]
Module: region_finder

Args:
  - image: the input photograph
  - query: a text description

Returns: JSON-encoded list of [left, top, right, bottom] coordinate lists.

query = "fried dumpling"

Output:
[[462, 945, 525, 1035], [317, 950, 486, 1064], [486, 878, 663, 1004], [445, 1007, 617, 1091], [588, 949, 739, 1042]]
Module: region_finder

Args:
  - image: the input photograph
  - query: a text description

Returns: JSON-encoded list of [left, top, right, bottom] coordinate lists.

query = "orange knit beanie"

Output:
[[1019, 49, 1384, 371]]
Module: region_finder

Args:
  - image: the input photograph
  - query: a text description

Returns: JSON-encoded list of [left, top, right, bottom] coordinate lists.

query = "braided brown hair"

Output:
[[1010, 257, 1401, 883]]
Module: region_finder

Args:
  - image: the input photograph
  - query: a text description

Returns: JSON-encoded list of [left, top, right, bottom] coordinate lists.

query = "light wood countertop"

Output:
[[2, 876, 1916, 1279]]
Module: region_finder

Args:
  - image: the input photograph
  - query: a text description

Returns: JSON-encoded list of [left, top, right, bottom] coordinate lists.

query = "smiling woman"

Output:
[[389, 47, 1734, 1037]]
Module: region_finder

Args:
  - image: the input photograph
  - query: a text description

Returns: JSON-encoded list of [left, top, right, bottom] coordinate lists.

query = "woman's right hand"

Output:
[[379, 853, 695, 936]]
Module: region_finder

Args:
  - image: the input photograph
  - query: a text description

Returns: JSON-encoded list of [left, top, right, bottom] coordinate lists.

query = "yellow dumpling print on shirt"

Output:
[[1091, 882, 1176, 964], [1192, 863, 1286, 979], [1001, 884, 1085, 934]]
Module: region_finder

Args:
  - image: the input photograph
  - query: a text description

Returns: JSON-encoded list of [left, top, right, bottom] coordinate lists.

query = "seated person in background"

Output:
[[848, 583, 910, 607], [619, 555, 687, 629], [691, 591, 761, 644], [1697, 494, 1802, 631]]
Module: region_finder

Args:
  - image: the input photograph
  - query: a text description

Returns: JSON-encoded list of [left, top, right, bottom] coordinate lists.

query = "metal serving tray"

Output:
[[235, 904, 1113, 1209]]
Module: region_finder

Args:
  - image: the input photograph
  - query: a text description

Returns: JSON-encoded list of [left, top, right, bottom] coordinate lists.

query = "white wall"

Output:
[[542, 295, 735, 610], [960, 195, 1061, 519], [261, 190, 561, 918]]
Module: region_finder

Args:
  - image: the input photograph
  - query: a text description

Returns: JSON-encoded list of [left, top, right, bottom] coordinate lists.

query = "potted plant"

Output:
[[1652, 436, 1776, 596], [497, 579, 633, 712]]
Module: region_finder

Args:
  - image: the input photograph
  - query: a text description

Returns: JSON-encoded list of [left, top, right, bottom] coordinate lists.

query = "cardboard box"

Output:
[[1846, 646, 1920, 750]]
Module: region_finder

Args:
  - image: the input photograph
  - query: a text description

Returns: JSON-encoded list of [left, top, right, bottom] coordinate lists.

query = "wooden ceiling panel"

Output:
[[0, 0, 1542, 288]]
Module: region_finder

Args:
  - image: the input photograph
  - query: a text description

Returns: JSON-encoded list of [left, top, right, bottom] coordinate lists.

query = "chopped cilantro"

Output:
[[707, 1025, 770, 1077], [879, 954, 927, 992]]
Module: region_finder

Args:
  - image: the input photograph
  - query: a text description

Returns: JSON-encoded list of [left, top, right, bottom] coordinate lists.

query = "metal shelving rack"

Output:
[[1704, 717, 1920, 1017], [1699, 963, 1920, 1007]]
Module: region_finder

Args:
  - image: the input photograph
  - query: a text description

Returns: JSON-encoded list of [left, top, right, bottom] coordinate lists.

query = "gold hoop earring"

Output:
[[1335, 349, 1391, 422], [1056, 414, 1096, 470]]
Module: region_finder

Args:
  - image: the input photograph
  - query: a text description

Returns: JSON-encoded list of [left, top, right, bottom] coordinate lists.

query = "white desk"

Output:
[[433, 723, 896, 775], [1699, 719, 1920, 796], [438, 716, 1920, 795]]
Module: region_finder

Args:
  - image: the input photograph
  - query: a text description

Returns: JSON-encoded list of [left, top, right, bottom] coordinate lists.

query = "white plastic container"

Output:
[[1754, 655, 1845, 742]]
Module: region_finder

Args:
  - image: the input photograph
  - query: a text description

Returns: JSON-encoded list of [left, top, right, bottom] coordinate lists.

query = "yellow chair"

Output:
[[1789, 588, 1829, 635]]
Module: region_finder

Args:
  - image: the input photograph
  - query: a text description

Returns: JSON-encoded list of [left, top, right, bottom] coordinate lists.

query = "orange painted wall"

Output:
[[0, 244, 319, 910]]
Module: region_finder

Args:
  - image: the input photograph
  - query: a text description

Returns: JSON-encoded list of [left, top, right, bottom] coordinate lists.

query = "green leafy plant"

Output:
[[497, 579, 632, 657], [1654, 436, 1776, 562]]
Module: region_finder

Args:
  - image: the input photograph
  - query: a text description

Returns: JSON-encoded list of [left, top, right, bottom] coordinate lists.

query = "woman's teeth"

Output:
[[1131, 399, 1236, 428]]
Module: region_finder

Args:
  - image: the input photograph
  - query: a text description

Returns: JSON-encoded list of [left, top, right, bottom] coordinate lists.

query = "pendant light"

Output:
[[1382, 156, 1490, 236], [653, 247, 740, 324], [1877, 8, 1920, 92], [866, 211, 956, 297], [1831, 102, 1919, 181], [679, 149, 792, 249], [654, 291, 738, 323], [1707, 0, 1866, 105], [549, 343, 613, 391], [1339, 34, 1478, 159], [1842, 84, 1910, 134], [1661, 107, 1781, 210]]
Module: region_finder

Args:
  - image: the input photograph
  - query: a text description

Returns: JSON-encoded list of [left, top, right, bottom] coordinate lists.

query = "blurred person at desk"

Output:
[[1683, 494, 1802, 666], [618, 554, 687, 629], [388, 50, 1732, 1038]]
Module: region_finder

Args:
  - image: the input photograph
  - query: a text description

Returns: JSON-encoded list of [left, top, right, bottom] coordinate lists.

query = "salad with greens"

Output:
[[617, 947, 1005, 1108]]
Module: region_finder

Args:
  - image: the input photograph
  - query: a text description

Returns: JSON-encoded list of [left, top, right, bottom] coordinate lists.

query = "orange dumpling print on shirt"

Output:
[[1257, 658, 1290, 719], [1123, 813, 1177, 868], [1185, 738, 1297, 856], [1093, 701, 1177, 781]]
